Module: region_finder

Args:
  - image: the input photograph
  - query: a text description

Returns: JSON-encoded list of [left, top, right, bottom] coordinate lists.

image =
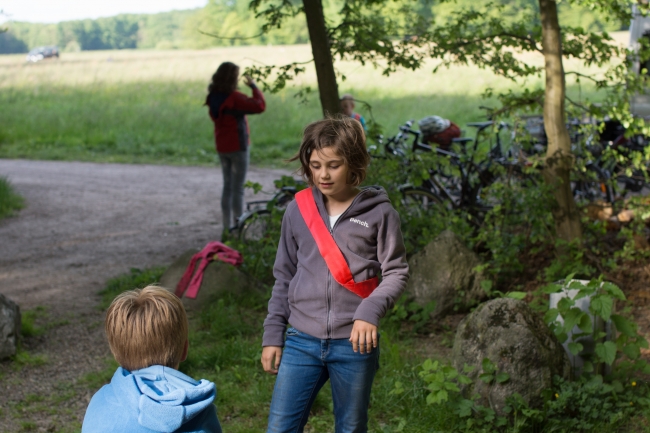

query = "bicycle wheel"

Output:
[[572, 164, 614, 206], [400, 187, 445, 218], [239, 209, 272, 243]]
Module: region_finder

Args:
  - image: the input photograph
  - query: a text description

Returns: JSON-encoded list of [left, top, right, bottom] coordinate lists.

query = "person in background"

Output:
[[340, 93, 367, 131], [205, 62, 266, 236]]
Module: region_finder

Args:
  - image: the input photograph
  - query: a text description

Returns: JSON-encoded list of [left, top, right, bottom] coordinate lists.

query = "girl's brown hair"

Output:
[[291, 116, 369, 186], [208, 61, 240, 94]]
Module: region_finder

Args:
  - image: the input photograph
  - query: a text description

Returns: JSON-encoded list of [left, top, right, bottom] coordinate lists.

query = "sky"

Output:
[[0, 0, 208, 23]]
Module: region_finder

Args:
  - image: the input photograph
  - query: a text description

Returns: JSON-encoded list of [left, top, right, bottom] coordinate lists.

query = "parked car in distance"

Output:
[[26, 46, 59, 63]]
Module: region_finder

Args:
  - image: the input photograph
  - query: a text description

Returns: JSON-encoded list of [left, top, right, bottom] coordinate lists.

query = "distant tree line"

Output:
[[0, 0, 622, 54]]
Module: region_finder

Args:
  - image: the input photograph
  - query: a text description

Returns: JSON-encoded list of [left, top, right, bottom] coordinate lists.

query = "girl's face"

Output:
[[309, 147, 353, 202]]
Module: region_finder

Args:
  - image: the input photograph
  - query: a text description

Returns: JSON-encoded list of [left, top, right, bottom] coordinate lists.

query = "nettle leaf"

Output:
[[611, 314, 637, 337], [577, 313, 593, 333], [568, 341, 584, 355], [544, 308, 559, 324], [542, 283, 562, 294], [505, 291, 526, 300], [562, 308, 584, 332], [556, 331, 569, 344], [479, 373, 494, 384], [557, 297, 574, 314], [601, 282, 626, 300], [590, 295, 613, 321], [456, 399, 474, 418], [595, 341, 617, 365], [458, 375, 473, 385], [482, 358, 496, 374], [623, 343, 641, 360], [496, 372, 510, 383]]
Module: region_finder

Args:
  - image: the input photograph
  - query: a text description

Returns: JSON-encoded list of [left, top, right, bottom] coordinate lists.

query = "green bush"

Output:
[[0, 176, 24, 219]]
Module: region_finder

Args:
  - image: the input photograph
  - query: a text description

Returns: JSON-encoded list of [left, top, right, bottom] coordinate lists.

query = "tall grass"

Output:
[[0, 176, 24, 219], [0, 39, 619, 167]]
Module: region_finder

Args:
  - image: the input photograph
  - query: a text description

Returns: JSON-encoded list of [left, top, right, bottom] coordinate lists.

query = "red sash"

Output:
[[295, 188, 378, 299]]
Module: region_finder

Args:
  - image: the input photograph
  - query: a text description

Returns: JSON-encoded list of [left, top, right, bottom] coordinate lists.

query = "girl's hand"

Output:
[[243, 75, 255, 87], [261, 346, 283, 374], [349, 320, 377, 354]]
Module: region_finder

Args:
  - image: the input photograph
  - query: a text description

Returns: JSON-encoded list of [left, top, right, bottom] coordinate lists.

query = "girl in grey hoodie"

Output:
[[261, 116, 409, 433]]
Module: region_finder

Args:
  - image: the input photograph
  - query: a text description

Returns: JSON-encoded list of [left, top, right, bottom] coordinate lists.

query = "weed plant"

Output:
[[0, 176, 24, 219]]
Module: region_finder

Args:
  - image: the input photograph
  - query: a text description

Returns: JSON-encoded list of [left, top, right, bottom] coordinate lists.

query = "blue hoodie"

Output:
[[82, 365, 222, 433]]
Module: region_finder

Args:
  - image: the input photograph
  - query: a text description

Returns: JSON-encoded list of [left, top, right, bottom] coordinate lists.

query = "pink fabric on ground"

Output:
[[175, 242, 243, 299]]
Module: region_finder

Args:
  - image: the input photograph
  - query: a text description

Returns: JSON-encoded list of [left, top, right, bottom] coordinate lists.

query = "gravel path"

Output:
[[0, 159, 289, 432]]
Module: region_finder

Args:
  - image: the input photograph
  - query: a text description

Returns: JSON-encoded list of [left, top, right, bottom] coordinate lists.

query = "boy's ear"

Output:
[[180, 339, 189, 363]]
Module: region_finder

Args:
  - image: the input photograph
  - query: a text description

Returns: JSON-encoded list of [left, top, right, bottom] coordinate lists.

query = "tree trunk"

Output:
[[539, 0, 582, 242], [303, 0, 340, 117]]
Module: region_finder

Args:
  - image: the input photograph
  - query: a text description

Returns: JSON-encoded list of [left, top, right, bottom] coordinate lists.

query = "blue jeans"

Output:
[[267, 327, 380, 433], [218, 149, 249, 230]]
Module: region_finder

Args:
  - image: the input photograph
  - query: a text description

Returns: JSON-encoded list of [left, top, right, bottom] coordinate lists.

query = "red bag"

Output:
[[422, 122, 461, 149], [295, 189, 378, 299]]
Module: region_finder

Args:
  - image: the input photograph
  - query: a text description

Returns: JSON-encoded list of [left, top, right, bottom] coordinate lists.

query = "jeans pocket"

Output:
[[285, 327, 300, 337]]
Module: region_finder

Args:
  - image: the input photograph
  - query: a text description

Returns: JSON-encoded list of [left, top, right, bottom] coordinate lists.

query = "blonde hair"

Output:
[[290, 115, 369, 187], [105, 286, 188, 372]]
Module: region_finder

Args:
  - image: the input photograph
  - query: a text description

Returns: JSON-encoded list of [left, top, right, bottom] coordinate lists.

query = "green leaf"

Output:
[[557, 297, 574, 314], [611, 314, 636, 337], [542, 283, 562, 294], [480, 280, 493, 294], [601, 282, 626, 300], [544, 308, 559, 324], [482, 358, 496, 374], [505, 291, 526, 300], [590, 295, 613, 321], [479, 373, 494, 384], [577, 313, 593, 333], [496, 372, 510, 383], [456, 399, 474, 417], [623, 343, 641, 360], [595, 341, 617, 365], [568, 341, 584, 355], [563, 308, 584, 332]]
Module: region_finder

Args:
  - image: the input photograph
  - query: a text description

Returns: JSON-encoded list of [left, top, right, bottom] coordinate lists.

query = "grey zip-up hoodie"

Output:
[[262, 185, 409, 347]]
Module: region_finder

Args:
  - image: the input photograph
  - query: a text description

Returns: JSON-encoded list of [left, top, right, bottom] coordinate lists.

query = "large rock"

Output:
[[452, 298, 571, 415], [0, 293, 21, 360], [406, 230, 486, 319], [159, 249, 265, 313]]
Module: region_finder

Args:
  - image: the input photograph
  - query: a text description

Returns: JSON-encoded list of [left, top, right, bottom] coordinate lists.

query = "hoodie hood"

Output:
[[112, 366, 216, 432]]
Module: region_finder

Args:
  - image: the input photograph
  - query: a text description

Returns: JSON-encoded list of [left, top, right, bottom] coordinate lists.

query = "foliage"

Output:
[[542, 276, 650, 375], [0, 0, 622, 54], [0, 176, 24, 219], [416, 286, 650, 433]]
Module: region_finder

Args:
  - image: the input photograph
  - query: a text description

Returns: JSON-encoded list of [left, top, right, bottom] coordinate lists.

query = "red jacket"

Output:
[[206, 86, 266, 153]]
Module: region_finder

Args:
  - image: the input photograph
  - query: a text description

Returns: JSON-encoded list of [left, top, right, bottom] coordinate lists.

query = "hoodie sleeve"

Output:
[[353, 204, 409, 326], [223, 87, 266, 116], [262, 206, 298, 347]]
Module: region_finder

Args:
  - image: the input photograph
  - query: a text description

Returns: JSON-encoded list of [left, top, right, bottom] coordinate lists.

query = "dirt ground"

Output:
[[0, 159, 290, 432]]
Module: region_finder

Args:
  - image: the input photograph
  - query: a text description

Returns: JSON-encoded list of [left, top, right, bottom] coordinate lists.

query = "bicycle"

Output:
[[233, 179, 305, 242]]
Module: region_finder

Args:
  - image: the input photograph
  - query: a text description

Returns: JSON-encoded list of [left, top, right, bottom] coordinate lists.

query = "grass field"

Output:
[[0, 36, 625, 167]]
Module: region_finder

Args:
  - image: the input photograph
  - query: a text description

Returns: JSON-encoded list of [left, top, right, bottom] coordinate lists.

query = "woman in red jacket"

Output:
[[206, 62, 266, 235]]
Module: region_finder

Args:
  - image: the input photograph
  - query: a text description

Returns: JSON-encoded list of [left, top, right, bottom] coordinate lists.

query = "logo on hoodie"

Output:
[[350, 217, 369, 228]]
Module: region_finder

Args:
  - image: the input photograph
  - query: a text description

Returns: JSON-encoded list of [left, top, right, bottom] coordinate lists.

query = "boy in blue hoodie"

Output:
[[82, 286, 222, 433]]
